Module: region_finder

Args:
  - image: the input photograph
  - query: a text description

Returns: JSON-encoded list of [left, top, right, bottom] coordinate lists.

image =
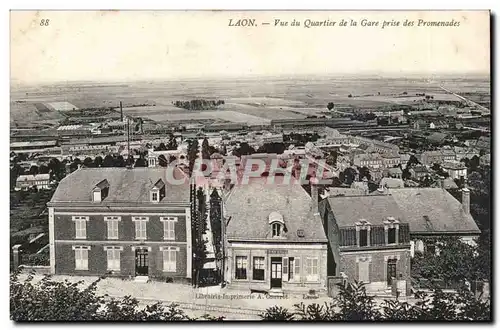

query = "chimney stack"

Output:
[[120, 101, 123, 121], [462, 187, 470, 214], [310, 177, 319, 215]]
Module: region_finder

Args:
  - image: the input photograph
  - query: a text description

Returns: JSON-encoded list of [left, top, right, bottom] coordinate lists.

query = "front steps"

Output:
[[134, 276, 149, 283]]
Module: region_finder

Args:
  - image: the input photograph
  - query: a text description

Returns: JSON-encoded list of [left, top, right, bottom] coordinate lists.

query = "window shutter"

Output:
[[282, 257, 289, 281], [358, 261, 370, 283], [294, 257, 301, 281]]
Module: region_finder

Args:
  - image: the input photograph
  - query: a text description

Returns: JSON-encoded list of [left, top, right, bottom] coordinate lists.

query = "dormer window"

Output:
[[272, 223, 281, 237], [355, 219, 371, 247], [384, 217, 400, 245], [92, 179, 109, 203], [150, 179, 165, 203], [269, 211, 285, 238]]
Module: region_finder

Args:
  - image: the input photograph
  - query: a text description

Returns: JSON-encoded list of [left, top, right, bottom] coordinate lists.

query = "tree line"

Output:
[[172, 100, 225, 110]]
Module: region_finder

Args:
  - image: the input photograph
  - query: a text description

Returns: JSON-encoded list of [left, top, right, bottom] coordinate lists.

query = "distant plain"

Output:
[[10, 76, 490, 126]]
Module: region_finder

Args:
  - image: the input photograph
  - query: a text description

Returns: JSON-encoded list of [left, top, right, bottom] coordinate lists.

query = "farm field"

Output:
[[10, 75, 490, 126]]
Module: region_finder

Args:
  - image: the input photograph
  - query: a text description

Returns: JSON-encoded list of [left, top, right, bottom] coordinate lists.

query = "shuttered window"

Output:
[[358, 261, 370, 283]]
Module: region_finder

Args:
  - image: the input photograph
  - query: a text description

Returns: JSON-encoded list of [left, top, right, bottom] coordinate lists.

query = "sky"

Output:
[[10, 10, 490, 84]]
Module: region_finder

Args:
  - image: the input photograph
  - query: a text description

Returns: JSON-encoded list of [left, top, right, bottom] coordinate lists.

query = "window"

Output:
[[272, 223, 281, 237], [388, 228, 396, 244], [162, 248, 177, 272], [106, 247, 121, 271], [358, 260, 370, 283], [253, 257, 265, 280], [359, 229, 368, 247], [133, 217, 149, 240], [161, 217, 177, 240], [235, 256, 247, 279], [305, 258, 319, 281], [104, 217, 120, 239], [152, 192, 158, 202], [291, 257, 301, 281], [73, 246, 90, 270], [73, 216, 89, 239]]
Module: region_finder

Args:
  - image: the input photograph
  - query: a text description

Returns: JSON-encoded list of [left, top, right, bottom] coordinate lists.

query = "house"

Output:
[[420, 149, 456, 165], [16, 173, 51, 190], [379, 177, 404, 189], [385, 167, 403, 179], [47, 167, 193, 282], [441, 162, 468, 180], [353, 153, 384, 169], [147, 149, 188, 167], [223, 177, 328, 294], [409, 165, 430, 180], [320, 195, 412, 296], [381, 153, 402, 168], [388, 188, 481, 254]]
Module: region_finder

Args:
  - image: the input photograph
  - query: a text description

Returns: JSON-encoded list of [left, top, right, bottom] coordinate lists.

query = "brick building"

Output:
[[320, 195, 412, 296], [47, 167, 192, 282], [224, 177, 328, 295]]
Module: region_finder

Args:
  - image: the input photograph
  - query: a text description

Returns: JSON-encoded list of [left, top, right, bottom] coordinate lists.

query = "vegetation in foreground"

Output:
[[10, 270, 490, 322]]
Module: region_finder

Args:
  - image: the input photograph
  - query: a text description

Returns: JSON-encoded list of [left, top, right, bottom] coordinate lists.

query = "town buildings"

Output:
[[223, 177, 328, 294], [16, 173, 51, 190], [441, 162, 468, 180], [47, 167, 193, 282]]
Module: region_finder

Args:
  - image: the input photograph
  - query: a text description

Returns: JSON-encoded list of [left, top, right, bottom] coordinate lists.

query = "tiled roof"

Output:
[[389, 188, 480, 234], [325, 188, 480, 235], [49, 167, 190, 205], [326, 195, 405, 227], [225, 177, 327, 243]]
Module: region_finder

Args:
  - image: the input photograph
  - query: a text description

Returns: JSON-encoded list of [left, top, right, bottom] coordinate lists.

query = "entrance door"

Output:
[[135, 248, 149, 276], [270, 257, 283, 289], [387, 259, 397, 285]]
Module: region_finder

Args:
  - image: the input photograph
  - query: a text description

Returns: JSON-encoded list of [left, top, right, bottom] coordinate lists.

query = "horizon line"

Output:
[[11, 71, 491, 87]]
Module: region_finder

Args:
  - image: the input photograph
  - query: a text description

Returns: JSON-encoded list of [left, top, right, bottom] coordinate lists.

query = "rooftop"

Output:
[[49, 167, 190, 205], [225, 177, 327, 243]]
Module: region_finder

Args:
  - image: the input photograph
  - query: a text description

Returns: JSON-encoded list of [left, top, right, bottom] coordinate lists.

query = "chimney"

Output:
[[120, 101, 123, 121], [462, 187, 470, 214], [310, 177, 319, 215]]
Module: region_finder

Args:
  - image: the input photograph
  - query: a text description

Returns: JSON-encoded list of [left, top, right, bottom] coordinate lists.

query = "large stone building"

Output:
[[223, 177, 328, 295], [47, 167, 193, 282]]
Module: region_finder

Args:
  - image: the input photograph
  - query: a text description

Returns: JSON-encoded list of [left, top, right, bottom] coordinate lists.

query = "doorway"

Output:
[[387, 258, 397, 286], [270, 257, 283, 289], [135, 248, 149, 276]]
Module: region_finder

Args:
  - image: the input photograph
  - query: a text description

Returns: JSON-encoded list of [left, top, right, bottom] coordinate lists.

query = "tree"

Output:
[[94, 156, 103, 168], [29, 165, 39, 176], [114, 155, 126, 167], [10, 271, 223, 321], [158, 155, 168, 167], [411, 236, 489, 286], [83, 157, 94, 168], [406, 154, 420, 168], [201, 138, 210, 160], [47, 158, 65, 181], [261, 282, 490, 321], [358, 166, 371, 181], [38, 165, 50, 174], [327, 102, 335, 111], [134, 157, 147, 168], [102, 155, 114, 168], [166, 137, 178, 151], [156, 142, 167, 151]]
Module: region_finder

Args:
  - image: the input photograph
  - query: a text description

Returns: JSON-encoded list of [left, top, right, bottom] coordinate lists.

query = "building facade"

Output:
[[47, 167, 192, 282], [16, 173, 51, 190], [320, 195, 412, 296], [224, 177, 328, 294]]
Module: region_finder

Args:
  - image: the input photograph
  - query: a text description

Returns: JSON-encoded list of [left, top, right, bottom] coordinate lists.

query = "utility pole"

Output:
[[127, 117, 130, 160]]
